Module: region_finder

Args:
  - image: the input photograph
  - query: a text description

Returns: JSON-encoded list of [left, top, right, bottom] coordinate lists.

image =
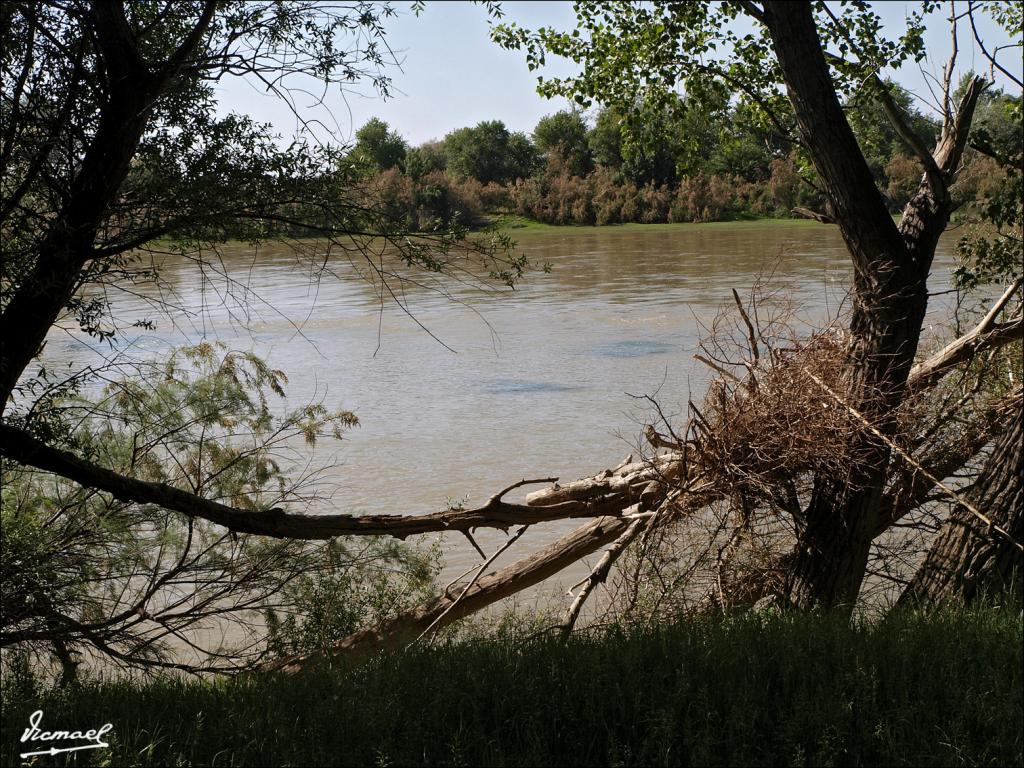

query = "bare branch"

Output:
[[908, 279, 1023, 389], [966, 0, 1023, 89], [413, 524, 531, 645], [163, 0, 217, 76], [561, 517, 649, 635], [267, 515, 636, 672], [791, 206, 834, 224], [0, 424, 649, 539]]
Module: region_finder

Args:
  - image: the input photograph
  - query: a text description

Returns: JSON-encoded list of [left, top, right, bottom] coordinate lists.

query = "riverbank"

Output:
[[3, 606, 1020, 766]]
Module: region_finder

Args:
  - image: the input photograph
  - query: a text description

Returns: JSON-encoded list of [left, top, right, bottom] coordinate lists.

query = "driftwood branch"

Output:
[[560, 516, 649, 635], [266, 455, 712, 672], [908, 279, 1023, 389], [732, 288, 760, 364], [266, 514, 635, 672], [0, 424, 632, 539], [414, 524, 532, 645], [694, 354, 742, 383], [791, 206, 834, 224]]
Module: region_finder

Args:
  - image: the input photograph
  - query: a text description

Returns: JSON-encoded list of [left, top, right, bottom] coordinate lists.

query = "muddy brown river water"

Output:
[[43, 220, 962, 597]]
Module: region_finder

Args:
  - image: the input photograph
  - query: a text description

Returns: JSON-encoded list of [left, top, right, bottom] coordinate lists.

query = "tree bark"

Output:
[[898, 403, 1023, 606], [761, 1, 985, 610]]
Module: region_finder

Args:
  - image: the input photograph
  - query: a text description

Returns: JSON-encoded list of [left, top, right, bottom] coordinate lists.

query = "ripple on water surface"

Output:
[[586, 339, 676, 358], [480, 379, 584, 395]]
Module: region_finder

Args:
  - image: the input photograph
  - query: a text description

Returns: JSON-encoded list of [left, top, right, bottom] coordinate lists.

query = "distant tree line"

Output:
[[349, 78, 1020, 229]]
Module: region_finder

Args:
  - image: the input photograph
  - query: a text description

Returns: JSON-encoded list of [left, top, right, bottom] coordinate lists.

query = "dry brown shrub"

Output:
[[600, 274, 1018, 622]]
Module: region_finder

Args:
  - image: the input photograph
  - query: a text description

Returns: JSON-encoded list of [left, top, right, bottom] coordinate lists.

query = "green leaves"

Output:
[[266, 536, 442, 657], [493, 2, 789, 164], [0, 342, 373, 674], [443, 120, 539, 184]]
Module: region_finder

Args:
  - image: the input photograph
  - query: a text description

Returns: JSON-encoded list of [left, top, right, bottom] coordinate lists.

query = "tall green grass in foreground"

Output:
[[2, 607, 1020, 767]]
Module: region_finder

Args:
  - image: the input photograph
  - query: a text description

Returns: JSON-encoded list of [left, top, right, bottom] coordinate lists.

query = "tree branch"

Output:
[[163, 0, 217, 76], [266, 514, 636, 672], [762, 1, 904, 273], [0, 424, 655, 539], [817, 5, 945, 198], [870, 76, 945, 196], [872, 390, 1018, 537], [560, 516, 649, 635], [966, 0, 1023, 89], [733, 1, 766, 24], [791, 206, 834, 224], [907, 278, 1023, 389]]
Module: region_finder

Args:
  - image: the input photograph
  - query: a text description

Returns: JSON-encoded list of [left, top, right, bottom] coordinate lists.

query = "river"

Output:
[[44, 220, 963, 591]]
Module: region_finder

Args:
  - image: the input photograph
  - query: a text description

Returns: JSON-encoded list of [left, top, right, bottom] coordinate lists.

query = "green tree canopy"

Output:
[[405, 140, 448, 180], [351, 117, 408, 173], [587, 105, 683, 186], [443, 120, 539, 184], [533, 110, 593, 176]]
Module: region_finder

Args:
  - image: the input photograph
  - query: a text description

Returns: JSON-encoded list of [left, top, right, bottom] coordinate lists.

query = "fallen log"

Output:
[[524, 454, 681, 506], [0, 424, 656, 539], [266, 457, 716, 673], [265, 513, 636, 672]]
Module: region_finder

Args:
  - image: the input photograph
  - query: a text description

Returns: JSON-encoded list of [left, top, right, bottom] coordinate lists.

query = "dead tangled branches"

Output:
[[601, 277, 1022, 622]]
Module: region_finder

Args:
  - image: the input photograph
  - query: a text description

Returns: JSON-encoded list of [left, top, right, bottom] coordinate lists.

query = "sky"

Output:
[[215, 1, 1022, 148]]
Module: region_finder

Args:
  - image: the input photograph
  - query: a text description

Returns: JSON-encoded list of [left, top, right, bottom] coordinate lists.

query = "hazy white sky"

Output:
[[215, 1, 1022, 148]]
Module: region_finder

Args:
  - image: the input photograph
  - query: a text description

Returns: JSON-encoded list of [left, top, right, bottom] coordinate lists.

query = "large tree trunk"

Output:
[[898, 402, 1023, 606], [761, 1, 985, 610], [0, 2, 216, 409]]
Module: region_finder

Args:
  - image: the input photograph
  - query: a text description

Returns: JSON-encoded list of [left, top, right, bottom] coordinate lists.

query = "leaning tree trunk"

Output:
[[761, 1, 985, 611], [898, 402, 1023, 607], [0, 3, 217, 409]]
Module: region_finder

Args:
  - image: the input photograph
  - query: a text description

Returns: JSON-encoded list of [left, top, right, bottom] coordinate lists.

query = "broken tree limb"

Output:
[[908, 278, 1023, 389], [265, 514, 636, 672], [524, 453, 681, 507], [560, 516, 650, 635], [267, 463, 718, 672], [791, 206, 835, 224], [415, 524, 532, 645], [0, 423, 640, 539]]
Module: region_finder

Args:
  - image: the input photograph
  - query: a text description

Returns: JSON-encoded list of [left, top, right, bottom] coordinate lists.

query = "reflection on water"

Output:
[[481, 379, 584, 395], [41, 221, 960, 582], [587, 340, 677, 358]]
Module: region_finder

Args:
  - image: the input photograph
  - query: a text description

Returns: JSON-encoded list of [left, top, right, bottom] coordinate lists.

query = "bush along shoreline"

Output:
[[347, 88, 1018, 233]]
